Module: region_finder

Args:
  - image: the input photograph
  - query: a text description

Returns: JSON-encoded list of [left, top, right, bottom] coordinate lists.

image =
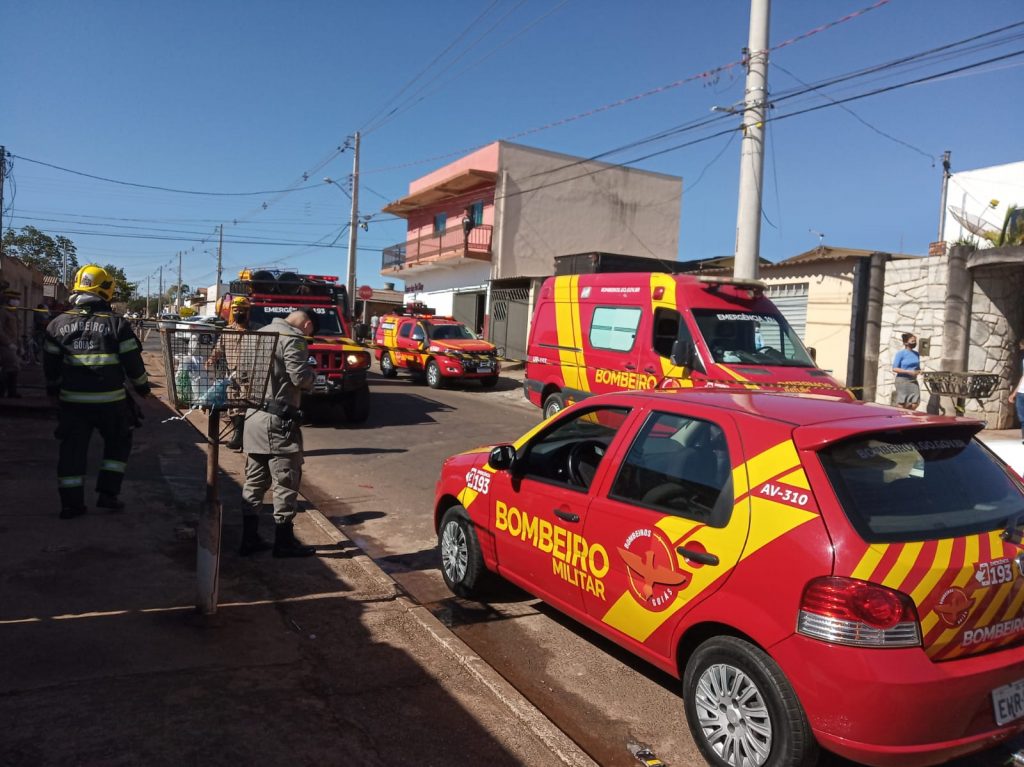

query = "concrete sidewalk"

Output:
[[0, 360, 594, 767]]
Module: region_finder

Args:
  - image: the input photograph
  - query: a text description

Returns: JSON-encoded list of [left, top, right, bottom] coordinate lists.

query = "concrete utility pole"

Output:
[[733, 0, 771, 281], [345, 131, 361, 317], [937, 150, 952, 242], [176, 251, 183, 313], [0, 146, 6, 233], [146, 275, 151, 318], [158, 266, 163, 315], [216, 224, 224, 297]]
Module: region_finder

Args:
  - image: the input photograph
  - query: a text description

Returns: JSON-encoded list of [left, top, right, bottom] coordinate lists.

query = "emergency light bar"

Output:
[[697, 275, 765, 296]]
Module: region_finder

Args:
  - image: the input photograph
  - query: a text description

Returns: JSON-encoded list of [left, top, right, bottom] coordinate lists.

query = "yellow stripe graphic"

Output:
[[777, 468, 810, 490], [881, 541, 923, 590], [927, 535, 980, 651], [910, 538, 953, 605], [851, 544, 888, 581]]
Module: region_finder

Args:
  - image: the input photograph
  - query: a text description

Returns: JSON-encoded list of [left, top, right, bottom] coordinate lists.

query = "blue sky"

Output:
[[5, 0, 1023, 296]]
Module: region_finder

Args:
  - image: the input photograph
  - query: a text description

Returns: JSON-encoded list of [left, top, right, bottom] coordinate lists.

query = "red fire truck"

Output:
[[217, 268, 371, 423]]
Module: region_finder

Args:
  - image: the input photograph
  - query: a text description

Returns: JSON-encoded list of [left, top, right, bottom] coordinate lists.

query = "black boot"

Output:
[[239, 515, 272, 556], [96, 493, 125, 512], [225, 415, 245, 451], [5, 373, 19, 398], [59, 505, 87, 519], [273, 520, 315, 558]]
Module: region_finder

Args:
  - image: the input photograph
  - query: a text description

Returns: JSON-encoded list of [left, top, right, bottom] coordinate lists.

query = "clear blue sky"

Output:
[[5, 0, 1023, 296]]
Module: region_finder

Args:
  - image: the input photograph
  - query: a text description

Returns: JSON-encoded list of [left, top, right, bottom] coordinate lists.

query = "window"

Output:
[[469, 202, 484, 226], [653, 308, 681, 358], [611, 412, 733, 525], [433, 212, 447, 234], [411, 324, 426, 342], [691, 309, 814, 367], [521, 407, 631, 490], [589, 306, 641, 352], [398, 323, 413, 339]]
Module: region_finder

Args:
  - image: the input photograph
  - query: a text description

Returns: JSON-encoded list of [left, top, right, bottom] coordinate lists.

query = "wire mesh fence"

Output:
[[160, 327, 278, 412]]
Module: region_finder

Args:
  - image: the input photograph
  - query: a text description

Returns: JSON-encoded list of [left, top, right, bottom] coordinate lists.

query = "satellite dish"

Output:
[[948, 207, 992, 237]]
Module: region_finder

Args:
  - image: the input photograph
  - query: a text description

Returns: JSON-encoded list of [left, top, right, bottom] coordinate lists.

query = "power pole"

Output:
[[216, 224, 224, 298], [0, 146, 6, 235], [345, 131, 361, 317], [159, 266, 163, 315], [146, 275, 151, 318], [176, 251, 183, 313], [937, 150, 952, 242], [733, 0, 771, 281]]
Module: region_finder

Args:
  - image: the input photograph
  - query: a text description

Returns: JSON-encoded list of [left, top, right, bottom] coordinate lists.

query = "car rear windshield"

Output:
[[818, 428, 1024, 543], [249, 306, 344, 335], [691, 309, 814, 367]]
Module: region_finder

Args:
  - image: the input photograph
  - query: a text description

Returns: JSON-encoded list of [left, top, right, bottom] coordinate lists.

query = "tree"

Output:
[[2, 226, 79, 280], [166, 283, 190, 303], [101, 263, 138, 305], [980, 205, 1024, 248]]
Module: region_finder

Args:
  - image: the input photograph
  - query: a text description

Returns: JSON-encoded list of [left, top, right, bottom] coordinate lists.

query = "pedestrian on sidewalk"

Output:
[[239, 310, 317, 558], [43, 265, 151, 519], [0, 288, 22, 397], [1008, 338, 1024, 444], [892, 332, 921, 411]]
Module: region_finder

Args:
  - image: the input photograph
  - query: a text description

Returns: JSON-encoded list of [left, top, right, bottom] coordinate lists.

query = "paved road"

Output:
[[295, 370, 1024, 767]]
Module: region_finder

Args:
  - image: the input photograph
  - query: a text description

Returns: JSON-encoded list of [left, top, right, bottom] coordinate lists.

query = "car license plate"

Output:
[[477, 363, 492, 373], [993, 678, 1024, 726]]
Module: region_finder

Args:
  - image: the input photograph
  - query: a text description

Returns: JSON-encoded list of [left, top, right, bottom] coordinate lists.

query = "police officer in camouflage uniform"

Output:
[[43, 265, 150, 519], [239, 310, 316, 557]]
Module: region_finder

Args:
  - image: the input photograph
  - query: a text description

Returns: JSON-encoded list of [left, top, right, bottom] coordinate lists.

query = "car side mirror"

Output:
[[670, 338, 694, 368], [488, 444, 517, 472]]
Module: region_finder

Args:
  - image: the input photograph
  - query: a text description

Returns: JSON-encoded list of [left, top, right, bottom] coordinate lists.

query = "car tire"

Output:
[[542, 391, 565, 419], [380, 352, 397, 378], [438, 506, 490, 599], [682, 636, 818, 767], [480, 375, 499, 388], [341, 385, 370, 424], [426, 360, 445, 389]]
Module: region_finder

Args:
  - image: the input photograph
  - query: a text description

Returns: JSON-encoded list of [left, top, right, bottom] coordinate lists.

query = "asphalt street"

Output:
[[294, 368, 1024, 767]]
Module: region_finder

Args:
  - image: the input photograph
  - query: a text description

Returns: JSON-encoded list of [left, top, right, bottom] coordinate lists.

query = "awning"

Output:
[[383, 169, 497, 217]]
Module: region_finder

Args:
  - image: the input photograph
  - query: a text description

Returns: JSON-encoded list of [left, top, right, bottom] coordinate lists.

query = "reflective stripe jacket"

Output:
[[43, 301, 149, 404]]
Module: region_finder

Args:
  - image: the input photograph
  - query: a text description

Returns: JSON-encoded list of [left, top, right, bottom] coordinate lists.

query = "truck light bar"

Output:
[[697, 275, 765, 296]]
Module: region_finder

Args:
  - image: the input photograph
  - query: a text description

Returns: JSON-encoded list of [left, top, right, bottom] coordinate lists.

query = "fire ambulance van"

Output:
[[374, 304, 500, 389], [524, 272, 850, 418], [217, 269, 371, 422]]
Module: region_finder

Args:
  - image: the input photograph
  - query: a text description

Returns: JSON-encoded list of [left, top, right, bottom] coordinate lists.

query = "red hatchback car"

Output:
[[434, 389, 1024, 767]]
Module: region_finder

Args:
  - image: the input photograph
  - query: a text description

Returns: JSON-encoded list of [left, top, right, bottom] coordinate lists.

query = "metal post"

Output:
[[216, 224, 223, 296], [158, 266, 163, 316], [733, 0, 771, 281], [346, 131, 361, 317], [937, 150, 952, 242], [146, 275, 151, 318], [176, 251, 183, 313], [0, 146, 6, 232], [196, 410, 223, 615]]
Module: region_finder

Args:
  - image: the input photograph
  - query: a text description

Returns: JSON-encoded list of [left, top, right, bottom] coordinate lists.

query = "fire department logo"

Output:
[[307, 355, 317, 366], [617, 527, 688, 611], [934, 587, 974, 628]]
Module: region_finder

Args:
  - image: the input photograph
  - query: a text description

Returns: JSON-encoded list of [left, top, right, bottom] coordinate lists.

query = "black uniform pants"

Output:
[[56, 401, 133, 508]]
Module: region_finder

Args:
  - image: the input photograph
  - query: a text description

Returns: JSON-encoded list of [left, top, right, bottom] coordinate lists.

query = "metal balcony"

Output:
[[381, 225, 493, 275]]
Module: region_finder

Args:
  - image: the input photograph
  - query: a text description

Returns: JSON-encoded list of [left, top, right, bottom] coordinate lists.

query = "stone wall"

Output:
[[966, 264, 1024, 427]]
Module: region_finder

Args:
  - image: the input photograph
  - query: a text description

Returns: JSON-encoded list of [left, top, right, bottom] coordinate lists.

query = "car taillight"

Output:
[[797, 576, 921, 648]]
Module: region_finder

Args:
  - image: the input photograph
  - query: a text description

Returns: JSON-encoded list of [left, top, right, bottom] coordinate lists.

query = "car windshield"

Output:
[[818, 427, 1024, 543], [428, 323, 475, 340], [249, 305, 345, 335], [691, 309, 814, 367]]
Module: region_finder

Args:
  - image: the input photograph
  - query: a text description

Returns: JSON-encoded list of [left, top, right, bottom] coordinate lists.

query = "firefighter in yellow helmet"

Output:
[[43, 265, 150, 519], [223, 296, 251, 451], [0, 287, 21, 397]]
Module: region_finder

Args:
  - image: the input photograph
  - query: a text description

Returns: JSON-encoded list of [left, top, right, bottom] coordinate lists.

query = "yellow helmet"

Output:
[[73, 265, 115, 301], [230, 296, 251, 318]]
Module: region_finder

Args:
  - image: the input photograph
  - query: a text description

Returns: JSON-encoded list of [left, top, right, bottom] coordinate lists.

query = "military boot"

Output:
[[239, 515, 272, 556], [272, 520, 316, 558], [225, 415, 245, 451], [97, 493, 125, 512]]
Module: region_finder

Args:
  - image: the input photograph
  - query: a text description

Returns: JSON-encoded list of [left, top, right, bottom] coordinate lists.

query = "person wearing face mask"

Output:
[[0, 288, 22, 397], [238, 310, 317, 557], [892, 332, 921, 410]]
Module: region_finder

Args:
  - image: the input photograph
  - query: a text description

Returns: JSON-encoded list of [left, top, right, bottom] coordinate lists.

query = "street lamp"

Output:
[[324, 176, 357, 316]]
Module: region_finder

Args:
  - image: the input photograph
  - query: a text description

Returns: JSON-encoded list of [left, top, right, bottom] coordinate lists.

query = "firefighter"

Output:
[[239, 310, 316, 557], [0, 288, 21, 397], [43, 265, 151, 519], [223, 296, 251, 450]]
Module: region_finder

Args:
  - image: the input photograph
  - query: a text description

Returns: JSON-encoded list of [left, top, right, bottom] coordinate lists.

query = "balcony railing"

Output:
[[381, 224, 492, 273]]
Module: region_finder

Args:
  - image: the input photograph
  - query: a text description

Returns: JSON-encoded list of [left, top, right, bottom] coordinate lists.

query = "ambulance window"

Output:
[[398, 323, 412, 339], [411, 325, 426, 342], [590, 306, 641, 352], [653, 308, 682, 357], [520, 407, 631, 491], [611, 412, 733, 526]]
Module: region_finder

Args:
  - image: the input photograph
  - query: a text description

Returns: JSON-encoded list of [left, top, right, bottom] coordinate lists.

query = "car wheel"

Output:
[[682, 636, 817, 767], [426, 360, 445, 389], [480, 375, 499, 388], [542, 391, 565, 419], [380, 352, 397, 378], [341, 385, 370, 424], [438, 507, 490, 599]]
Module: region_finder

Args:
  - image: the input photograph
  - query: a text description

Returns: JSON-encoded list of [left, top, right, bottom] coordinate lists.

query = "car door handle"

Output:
[[623, 363, 636, 370], [676, 547, 720, 566], [554, 509, 580, 523], [643, 365, 657, 374]]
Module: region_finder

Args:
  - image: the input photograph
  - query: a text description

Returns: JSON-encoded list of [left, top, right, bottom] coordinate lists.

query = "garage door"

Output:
[[765, 283, 809, 340]]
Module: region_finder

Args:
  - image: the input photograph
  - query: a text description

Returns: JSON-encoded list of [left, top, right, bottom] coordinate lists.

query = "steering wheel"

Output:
[[757, 346, 780, 356], [567, 440, 606, 488], [641, 481, 690, 510]]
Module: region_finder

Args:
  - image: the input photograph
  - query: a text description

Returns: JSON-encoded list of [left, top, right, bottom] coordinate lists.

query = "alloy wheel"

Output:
[[694, 662, 772, 766]]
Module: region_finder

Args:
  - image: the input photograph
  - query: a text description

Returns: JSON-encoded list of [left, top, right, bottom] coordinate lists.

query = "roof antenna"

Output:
[[809, 229, 826, 252]]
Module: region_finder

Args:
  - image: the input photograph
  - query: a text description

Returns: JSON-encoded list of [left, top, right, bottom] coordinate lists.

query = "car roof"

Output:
[[593, 388, 984, 430]]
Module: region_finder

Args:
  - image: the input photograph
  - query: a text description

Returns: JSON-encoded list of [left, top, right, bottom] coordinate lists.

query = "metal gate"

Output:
[[489, 287, 530, 361]]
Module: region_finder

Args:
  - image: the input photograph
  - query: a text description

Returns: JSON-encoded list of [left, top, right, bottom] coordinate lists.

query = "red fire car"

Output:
[[434, 388, 1024, 767]]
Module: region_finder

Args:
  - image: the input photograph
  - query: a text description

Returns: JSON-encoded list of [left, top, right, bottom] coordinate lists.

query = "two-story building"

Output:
[[380, 141, 682, 359]]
